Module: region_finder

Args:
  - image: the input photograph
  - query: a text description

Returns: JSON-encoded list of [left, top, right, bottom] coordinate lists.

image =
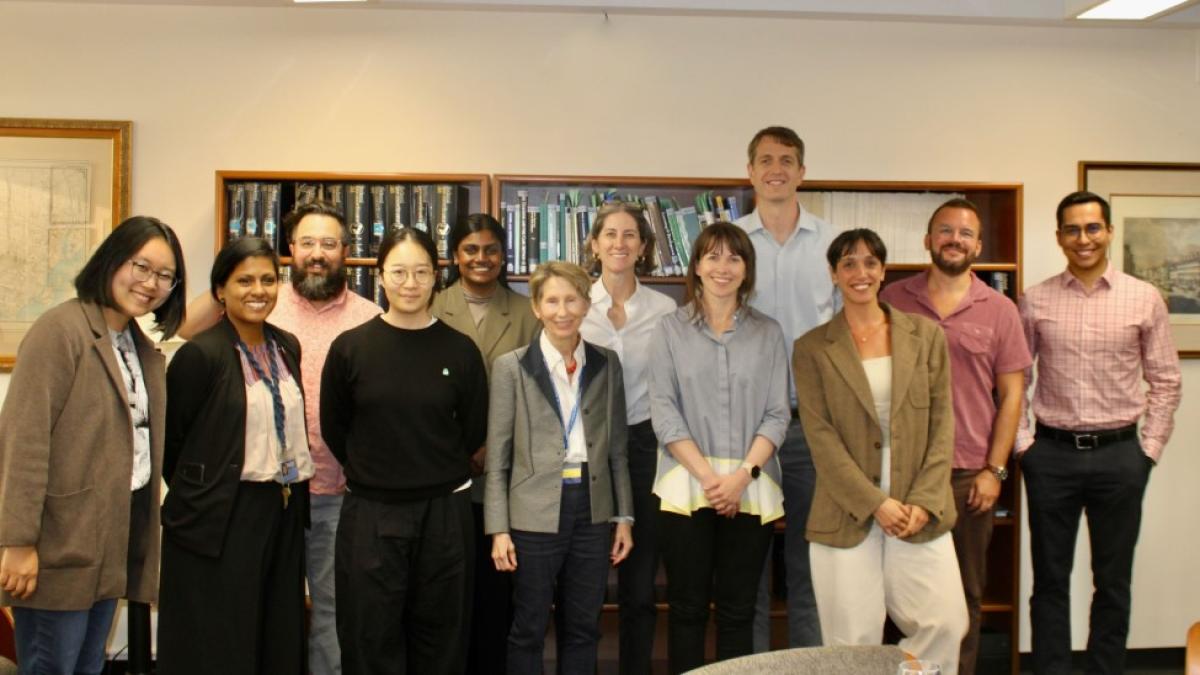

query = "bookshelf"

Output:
[[215, 171, 490, 304], [495, 174, 1024, 673]]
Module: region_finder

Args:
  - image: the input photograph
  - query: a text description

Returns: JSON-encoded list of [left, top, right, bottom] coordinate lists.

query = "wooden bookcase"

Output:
[[494, 174, 1024, 674], [214, 170, 490, 262]]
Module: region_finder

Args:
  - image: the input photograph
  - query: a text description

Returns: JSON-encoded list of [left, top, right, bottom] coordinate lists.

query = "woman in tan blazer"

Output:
[[485, 261, 634, 675], [0, 217, 187, 674], [793, 228, 967, 673], [431, 213, 538, 674]]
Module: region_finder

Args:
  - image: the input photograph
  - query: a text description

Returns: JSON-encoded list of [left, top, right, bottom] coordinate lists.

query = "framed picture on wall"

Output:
[[1080, 161, 1200, 358], [0, 118, 131, 371]]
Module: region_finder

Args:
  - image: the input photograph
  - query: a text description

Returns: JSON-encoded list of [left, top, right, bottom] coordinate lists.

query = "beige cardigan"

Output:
[[0, 300, 163, 610], [793, 304, 956, 548]]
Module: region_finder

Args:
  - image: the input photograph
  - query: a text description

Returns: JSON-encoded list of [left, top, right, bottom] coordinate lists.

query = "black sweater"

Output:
[[320, 317, 488, 502]]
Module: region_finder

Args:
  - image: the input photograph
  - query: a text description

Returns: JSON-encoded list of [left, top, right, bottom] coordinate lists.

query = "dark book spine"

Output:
[[227, 184, 245, 242], [346, 184, 369, 258], [244, 183, 262, 238], [370, 185, 387, 257], [262, 183, 282, 251]]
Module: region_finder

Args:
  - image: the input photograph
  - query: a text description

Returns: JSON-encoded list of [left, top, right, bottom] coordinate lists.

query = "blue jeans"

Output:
[[306, 492, 343, 675], [753, 417, 821, 649], [12, 598, 117, 675]]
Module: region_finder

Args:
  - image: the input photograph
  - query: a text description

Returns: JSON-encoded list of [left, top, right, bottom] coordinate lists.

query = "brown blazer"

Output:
[[793, 303, 956, 548], [431, 281, 539, 376], [0, 300, 163, 610]]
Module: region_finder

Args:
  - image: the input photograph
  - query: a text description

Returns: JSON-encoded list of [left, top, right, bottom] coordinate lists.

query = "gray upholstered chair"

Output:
[[685, 645, 910, 675]]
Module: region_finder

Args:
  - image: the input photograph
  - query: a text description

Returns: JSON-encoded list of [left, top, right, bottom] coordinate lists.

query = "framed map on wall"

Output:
[[0, 118, 130, 370]]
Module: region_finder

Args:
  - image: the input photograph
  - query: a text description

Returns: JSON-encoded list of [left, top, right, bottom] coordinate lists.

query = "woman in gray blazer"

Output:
[[485, 261, 634, 675], [0, 217, 187, 675]]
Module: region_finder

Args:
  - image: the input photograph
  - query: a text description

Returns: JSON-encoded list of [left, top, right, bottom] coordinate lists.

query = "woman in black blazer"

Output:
[[157, 238, 313, 675]]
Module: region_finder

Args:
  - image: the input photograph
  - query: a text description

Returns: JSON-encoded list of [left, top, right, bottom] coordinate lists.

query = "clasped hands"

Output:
[[702, 470, 751, 518], [874, 497, 930, 538]]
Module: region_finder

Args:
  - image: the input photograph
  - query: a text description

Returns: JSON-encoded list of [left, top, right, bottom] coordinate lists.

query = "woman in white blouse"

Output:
[[580, 201, 677, 674]]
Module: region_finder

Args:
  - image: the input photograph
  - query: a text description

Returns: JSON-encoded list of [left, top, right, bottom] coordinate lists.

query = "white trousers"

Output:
[[810, 525, 968, 675]]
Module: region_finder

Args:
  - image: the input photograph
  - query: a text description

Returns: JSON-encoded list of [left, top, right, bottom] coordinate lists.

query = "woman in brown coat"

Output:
[[0, 217, 186, 674], [793, 228, 967, 673]]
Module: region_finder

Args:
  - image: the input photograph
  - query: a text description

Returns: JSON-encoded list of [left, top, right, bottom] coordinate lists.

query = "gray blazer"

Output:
[[484, 335, 634, 534]]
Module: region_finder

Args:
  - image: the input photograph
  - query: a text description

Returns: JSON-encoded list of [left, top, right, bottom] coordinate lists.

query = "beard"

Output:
[[292, 259, 347, 302], [931, 245, 975, 276]]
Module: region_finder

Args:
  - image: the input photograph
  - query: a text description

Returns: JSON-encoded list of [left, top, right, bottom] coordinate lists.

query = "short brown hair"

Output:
[[529, 260, 592, 305], [927, 198, 982, 235], [588, 202, 658, 276], [747, 126, 805, 166], [684, 222, 756, 318]]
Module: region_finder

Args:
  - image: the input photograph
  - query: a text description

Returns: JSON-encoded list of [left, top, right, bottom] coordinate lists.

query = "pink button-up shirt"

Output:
[[1016, 263, 1181, 462], [271, 284, 381, 495], [881, 272, 1031, 469]]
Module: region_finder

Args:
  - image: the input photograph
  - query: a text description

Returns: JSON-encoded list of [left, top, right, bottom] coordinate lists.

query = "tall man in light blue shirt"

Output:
[[735, 126, 839, 650]]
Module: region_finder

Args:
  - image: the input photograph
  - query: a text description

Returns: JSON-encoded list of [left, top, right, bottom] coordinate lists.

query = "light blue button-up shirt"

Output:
[[736, 201, 841, 404]]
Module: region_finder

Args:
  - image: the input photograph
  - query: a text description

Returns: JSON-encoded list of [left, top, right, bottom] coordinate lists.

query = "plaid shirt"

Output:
[[1016, 263, 1181, 462]]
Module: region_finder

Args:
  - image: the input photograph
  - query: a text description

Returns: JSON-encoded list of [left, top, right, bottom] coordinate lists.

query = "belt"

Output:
[[1035, 422, 1137, 450]]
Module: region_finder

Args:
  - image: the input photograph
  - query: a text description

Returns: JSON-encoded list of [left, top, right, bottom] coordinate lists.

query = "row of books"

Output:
[[499, 189, 744, 276], [226, 182, 470, 260]]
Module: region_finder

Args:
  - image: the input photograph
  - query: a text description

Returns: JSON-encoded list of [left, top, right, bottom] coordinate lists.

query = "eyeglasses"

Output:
[[127, 259, 179, 290], [932, 225, 977, 242], [1059, 223, 1107, 240], [384, 267, 435, 286], [293, 237, 342, 252]]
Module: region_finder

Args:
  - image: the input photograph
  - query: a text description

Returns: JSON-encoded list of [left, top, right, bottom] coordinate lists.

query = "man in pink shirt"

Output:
[[179, 201, 380, 674], [1016, 191, 1181, 675], [880, 198, 1030, 675]]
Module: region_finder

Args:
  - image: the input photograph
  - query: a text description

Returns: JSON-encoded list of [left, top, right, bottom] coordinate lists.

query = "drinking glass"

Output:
[[896, 659, 941, 675]]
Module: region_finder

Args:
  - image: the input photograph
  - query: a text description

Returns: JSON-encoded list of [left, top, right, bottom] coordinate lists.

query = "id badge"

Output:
[[280, 459, 299, 483]]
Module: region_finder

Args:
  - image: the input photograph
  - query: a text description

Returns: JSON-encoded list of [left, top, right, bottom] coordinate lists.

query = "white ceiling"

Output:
[[25, 0, 1200, 26]]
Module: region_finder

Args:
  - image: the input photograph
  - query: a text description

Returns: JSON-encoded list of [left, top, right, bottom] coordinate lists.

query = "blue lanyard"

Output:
[[549, 367, 585, 450], [236, 337, 289, 470]]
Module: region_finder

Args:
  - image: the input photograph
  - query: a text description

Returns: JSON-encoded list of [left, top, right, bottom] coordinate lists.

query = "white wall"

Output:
[[2, 0, 1198, 651]]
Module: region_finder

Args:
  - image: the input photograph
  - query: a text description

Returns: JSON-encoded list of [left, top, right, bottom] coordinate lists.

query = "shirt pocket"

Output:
[[956, 322, 995, 356]]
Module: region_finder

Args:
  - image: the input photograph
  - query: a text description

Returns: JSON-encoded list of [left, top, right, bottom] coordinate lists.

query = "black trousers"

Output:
[[157, 480, 308, 675], [335, 489, 474, 675], [1021, 434, 1152, 675], [658, 508, 773, 675], [617, 420, 661, 675], [467, 501, 513, 675]]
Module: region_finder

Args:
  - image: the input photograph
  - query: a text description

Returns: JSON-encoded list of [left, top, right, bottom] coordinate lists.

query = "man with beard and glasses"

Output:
[[879, 198, 1030, 675], [177, 201, 380, 675]]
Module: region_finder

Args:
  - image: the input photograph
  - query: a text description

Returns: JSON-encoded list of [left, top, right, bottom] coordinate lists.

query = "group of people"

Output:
[[0, 125, 1181, 675]]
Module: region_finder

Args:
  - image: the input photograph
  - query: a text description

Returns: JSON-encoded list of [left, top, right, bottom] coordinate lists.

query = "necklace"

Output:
[[849, 318, 888, 344]]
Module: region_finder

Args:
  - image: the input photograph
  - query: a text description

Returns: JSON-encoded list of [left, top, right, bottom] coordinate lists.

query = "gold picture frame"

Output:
[[0, 118, 131, 371], [1080, 161, 1200, 358]]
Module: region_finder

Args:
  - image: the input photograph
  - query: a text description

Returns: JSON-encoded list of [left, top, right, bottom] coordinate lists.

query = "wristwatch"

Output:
[[740, 462, 761, 480], [987, 464, 1009, 481]]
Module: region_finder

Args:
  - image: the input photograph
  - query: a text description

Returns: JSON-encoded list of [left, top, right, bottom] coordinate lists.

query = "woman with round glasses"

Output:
[[157, 237, 313, 674], [431, 213, 537, 674], [0, 216, 187, 674], [322, 227, 489, 674]]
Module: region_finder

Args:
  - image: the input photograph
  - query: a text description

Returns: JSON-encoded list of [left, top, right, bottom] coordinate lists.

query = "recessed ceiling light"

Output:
[[1076, 0, 1191, 20]]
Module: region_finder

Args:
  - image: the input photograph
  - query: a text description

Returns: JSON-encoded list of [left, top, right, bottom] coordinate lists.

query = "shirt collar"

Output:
[[589, 277, 643, 310], [283, 282, 351, 314], [1058, 261, 1115, 292], [538, 330, 586, 374], [744, 198, 818, 237]]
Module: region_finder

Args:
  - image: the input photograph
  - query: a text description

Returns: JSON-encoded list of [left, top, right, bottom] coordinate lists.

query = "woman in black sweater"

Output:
[[321, 227, 488, 675]]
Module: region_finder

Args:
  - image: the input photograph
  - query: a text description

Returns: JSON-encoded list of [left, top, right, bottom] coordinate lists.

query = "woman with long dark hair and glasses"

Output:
[[0, 216, 186, 675]]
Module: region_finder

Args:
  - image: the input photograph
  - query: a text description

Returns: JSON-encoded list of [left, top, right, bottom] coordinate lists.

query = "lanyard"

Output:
[[236, 337, 290, 477], [549, 365, 585, 450]]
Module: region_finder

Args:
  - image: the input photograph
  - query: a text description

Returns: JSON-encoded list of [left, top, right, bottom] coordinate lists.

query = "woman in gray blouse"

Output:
[[648, 222, 791, 674]]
